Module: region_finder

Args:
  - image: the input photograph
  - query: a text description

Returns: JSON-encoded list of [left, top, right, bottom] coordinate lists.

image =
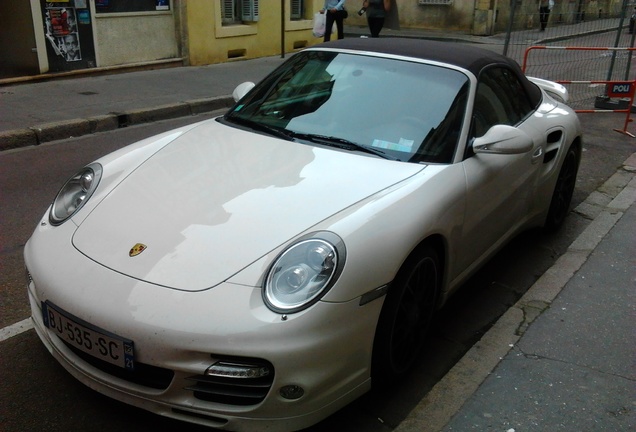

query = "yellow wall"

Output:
[[186, 0, 323, 66], [93, 11, 178, 66], [346, 1, 475, 33]]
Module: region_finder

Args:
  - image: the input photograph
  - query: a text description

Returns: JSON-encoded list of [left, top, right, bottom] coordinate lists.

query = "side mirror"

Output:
[[472, 125, 533, 155], [232, 82, 255, 102]]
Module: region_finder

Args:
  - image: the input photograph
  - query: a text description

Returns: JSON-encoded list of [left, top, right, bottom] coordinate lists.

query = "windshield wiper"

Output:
[[224, 116, 294, 141], [224, 118, 397, 161], [289, 132, 397, 160]]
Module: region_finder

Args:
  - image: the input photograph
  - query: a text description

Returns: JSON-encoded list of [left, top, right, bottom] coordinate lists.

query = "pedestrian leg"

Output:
[[324, 12, 335, 42]]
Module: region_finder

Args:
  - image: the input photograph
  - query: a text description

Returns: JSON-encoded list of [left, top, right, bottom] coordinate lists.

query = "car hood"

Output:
[[73, 120, 425, 291]]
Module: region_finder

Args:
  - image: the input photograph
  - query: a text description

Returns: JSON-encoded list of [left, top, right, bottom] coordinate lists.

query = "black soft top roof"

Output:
[[315, 38, 542, 106]]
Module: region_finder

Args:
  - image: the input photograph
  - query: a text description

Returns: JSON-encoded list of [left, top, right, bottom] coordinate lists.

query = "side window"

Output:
[[472, 67, 534, 137], [290, 0, 305, 20], [498, 68, 534, 120]]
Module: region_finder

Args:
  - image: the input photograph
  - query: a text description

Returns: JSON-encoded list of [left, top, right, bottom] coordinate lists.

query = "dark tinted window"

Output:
[[472, 67, 535, 137]]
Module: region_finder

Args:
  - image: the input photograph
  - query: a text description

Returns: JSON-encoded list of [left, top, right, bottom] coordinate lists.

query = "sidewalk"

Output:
[[396, 153, 636, 431], [344, 17, 630, 47]]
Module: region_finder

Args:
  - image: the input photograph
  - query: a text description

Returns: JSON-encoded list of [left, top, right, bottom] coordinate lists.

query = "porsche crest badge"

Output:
[[129, 243, 147, 257]]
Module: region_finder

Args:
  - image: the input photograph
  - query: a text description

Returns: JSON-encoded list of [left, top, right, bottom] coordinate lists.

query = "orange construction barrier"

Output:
[[523, 46, 636, 138]]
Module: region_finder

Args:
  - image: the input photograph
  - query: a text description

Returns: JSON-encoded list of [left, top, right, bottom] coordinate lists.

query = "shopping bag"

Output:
[[313, 12, 326, 38]]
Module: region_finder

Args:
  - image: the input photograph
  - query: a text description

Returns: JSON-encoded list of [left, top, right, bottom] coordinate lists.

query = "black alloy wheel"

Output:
[[372, 245, 440, 386], [545, 144, 580, 231]]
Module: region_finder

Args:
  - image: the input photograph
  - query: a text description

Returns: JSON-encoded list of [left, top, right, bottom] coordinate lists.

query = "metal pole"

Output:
[[606, 0, 629, 82], [623, 1, 636, 81], [596, 0, 630, 108], [491, 0, 499, 36], [503, 0, 518, 57], [281, 0, 286, 58]]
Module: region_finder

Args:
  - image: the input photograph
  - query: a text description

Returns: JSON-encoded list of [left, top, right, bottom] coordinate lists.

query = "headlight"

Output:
[[264, 233, 346, 313], [49, 163, 102, 225]]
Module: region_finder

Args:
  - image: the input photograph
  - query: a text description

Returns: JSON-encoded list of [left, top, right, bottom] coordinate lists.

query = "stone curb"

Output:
[[32, 118, 92, 144], [0, 95, 234, 152], [0, 129, 39, 151], [394, 152, 636, 432]]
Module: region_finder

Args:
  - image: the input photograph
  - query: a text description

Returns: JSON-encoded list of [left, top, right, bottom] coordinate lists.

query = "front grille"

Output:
[[186, 366, 275, 406], [64, 341, 174, 390]]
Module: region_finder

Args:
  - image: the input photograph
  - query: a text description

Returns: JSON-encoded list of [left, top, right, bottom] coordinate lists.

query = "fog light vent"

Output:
[[279, 385, 304, 400], [185, 358, 275, 406]]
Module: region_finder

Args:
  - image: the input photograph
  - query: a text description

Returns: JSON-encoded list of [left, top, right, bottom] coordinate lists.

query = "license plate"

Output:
[[42, 301, 134, 371]]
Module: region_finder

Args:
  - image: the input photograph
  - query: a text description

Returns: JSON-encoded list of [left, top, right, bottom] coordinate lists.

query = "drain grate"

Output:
[[78, 91, 99, 95]]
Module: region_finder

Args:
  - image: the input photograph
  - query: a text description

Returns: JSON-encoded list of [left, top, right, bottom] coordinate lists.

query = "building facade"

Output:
[[0, 0, 322, 79], [0, 0, 628, 79]]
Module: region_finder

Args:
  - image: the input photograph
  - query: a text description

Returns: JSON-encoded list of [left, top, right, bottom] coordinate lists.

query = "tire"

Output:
[[372, 245, 440, 387], [544, 144, 580, 231]]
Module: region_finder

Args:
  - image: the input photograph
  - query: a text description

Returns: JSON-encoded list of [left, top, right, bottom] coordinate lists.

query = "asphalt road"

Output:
[[1, 110, 635, 431]]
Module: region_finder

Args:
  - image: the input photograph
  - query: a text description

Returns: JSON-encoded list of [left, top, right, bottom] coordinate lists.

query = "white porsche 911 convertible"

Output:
[[25, 38, 582, 431]]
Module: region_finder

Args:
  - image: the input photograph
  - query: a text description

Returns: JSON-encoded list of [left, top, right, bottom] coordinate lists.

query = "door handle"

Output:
[[532, 147, 543, 164]]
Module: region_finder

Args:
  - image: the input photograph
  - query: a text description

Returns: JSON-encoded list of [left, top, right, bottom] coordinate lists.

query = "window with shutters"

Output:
[[221, 0, 259, 24], [290, 0, 304, 20], [242, 0, 259, 21]]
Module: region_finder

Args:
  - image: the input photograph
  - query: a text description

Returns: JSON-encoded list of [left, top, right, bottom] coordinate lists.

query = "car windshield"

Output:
[[225, 50, 469, 163]]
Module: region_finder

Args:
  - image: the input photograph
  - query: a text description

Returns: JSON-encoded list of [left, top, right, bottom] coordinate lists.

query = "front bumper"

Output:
[[24, 219, 381, 431]]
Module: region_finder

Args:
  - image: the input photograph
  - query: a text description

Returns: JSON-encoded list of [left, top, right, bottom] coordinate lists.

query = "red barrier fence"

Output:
[[523, 46, 636, 137]]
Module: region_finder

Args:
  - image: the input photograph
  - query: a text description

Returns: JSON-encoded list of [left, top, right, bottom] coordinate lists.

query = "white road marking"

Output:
[[0, 318, 34, 342]]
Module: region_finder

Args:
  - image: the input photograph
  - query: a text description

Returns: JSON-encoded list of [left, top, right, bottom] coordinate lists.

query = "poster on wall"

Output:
[[77, 9, 90, 25], [45, 7, 82, 62]]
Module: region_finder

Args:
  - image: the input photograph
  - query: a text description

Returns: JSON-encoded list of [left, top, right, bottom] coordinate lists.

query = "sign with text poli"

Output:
[[607, 82, 635, 98]]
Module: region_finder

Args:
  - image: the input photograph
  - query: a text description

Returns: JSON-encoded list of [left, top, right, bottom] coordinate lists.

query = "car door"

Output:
[[456, 66, 544, 276]]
